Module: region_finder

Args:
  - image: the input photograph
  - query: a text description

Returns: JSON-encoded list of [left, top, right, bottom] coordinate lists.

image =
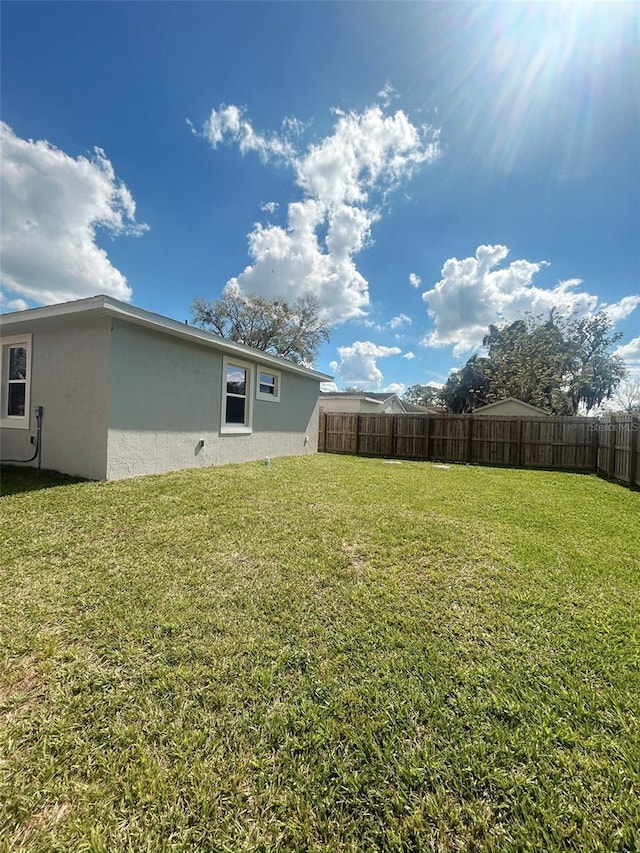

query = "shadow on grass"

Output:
[[0, 465, 87, 497]]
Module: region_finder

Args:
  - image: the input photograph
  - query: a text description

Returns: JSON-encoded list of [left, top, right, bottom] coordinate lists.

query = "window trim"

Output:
[[1, 333, 32, 430], [220, 356, 253, 434], [256, 368, 281, 402]]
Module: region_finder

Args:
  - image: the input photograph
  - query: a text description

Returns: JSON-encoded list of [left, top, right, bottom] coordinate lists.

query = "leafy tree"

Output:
[[440, 312, 627, 414], [564, 314, 627, 414], [402, 384, 443, 407], [190, 290, 330, 366], [480, 314, 575, 413], [439, 355, 492, 413]]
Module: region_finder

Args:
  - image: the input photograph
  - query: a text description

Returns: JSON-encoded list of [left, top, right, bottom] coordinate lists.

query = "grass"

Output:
[[1, 455, 639, 852], [0, 465, 85, 497]]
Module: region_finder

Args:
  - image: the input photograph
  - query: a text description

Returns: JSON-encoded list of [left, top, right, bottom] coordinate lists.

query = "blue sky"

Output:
[[1, 1, 639, 392]]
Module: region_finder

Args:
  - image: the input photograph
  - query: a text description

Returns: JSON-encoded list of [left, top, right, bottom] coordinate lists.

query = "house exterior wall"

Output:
[[320, 398, 370, 414], [319, 398, 386, 414], [384, 397, 407, 414], [105, 319, 321, 479], [474, 400, 551, 417], [0, 315, 111, 479], [319, 394, 408, 415]]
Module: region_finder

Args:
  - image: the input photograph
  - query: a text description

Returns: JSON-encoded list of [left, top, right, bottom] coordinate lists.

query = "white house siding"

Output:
[[105, 319, 320, 479], [318, 395, 408, 415], [0, 315, 111, 479], [319, 398, 386, 414], [319, 398, 368, 414]]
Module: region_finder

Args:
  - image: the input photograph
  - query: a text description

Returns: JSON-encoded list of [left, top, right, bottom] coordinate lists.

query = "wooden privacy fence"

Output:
[[318, 412, 640, 489]]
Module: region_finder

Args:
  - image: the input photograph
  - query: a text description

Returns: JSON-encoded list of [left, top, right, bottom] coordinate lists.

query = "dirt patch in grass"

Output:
[[10, 802, 72, 847], [0, 654, 48, 723]]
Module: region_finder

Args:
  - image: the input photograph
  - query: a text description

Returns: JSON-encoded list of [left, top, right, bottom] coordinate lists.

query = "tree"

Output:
[[402, 384, 443, 407], [481, 315, 573, 412], [190, 290, 330, 366], [440, 312, 627, 414], [439, 355, 492, 413], [608, 376, 640, 415], [564, 314, 627, 414]]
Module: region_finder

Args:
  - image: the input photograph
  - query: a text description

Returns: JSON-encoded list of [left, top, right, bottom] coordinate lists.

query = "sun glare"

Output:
[[426, 2, 637, 176]]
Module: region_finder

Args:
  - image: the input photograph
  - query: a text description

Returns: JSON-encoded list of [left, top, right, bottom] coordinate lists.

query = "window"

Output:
[[1, 334, 32, 429], [221, 357, 253, 433], [256, 369, 281, 402]]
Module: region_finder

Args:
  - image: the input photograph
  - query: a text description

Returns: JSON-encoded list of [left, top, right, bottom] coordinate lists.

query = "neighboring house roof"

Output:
[[474, 397, 551, 416], [0, 294, 333, 382], [320, 391, 395, 405], [319, 391, 441, 415]]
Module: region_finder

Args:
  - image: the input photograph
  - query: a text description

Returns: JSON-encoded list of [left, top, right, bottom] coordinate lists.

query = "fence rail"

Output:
[[318, 412, 640, 490]]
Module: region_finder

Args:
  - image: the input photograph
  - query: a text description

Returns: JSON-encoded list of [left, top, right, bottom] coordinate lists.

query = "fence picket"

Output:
[[319, 411, 638, 491]]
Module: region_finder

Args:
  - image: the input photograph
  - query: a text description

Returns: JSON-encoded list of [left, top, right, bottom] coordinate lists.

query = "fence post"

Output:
[[355, 415, 361, 455], [319, 412, 326, 452], [516, 418, 523, 468], [466, 415, 473, 463], [591, 419, 599, 473], [607, 415, 617, 480], [629, 416, 639, 489], [424, 416, 431, 461], [388, 414, 395, 457]]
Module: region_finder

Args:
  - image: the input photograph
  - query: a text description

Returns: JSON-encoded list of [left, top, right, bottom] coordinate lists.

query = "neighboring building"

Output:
[[0, 295, 332, 480], [319, 391, 440, 415], [473, 398, 551, 417]]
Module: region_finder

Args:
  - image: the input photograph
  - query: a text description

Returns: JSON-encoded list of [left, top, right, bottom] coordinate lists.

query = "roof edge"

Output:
[[0, 294, 333, 382]]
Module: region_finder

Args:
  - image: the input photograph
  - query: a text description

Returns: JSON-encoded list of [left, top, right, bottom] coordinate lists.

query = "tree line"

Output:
[[191, 290, 632, 415], [405, 312, 629, 415]]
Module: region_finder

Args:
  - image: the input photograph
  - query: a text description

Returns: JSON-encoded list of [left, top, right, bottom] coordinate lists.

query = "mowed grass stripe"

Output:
[[1, 456, 638, 852]]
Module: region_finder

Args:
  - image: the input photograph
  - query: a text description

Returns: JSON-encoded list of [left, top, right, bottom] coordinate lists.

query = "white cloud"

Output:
[[601, 296, 640, 324], [297, 105, 437, 208], [385, 382, 405, 394], [330, 340, 402, 388], [0, 122, 147, 307], [403, 351, 416, 360], [356, 313, 414, 334], [202, 105, 296, 163], [616, 336, 640, 379], [409, 272, 421, 288], [389, 313, 412, 330], [197, 101, 440, 324], [260, 201, 279, 215], [377, 83, 396, 108], [422, 244, 639, 356], [0, 293, 29, 312]]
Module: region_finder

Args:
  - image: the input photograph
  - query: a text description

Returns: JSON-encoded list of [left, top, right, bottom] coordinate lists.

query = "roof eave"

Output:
[[0, 294, 333, 382]]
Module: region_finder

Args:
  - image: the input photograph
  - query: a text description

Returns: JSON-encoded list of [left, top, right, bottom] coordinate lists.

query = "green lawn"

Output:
[[1, 456, 639, 852]]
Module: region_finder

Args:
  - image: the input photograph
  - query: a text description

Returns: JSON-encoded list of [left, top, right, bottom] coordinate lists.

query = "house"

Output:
[[0, 295, 332, 480], [319, 391, 440, 415], [473, 398, 551, 417]]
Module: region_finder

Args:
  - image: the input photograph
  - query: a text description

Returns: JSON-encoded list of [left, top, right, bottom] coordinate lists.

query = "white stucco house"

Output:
[[0, 295, 332, 480], [473, 398, 551, 417]]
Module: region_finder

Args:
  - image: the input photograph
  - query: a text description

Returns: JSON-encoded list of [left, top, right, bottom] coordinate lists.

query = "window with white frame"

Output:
[[221, 357, 253, 433], [1, 334, 32, 429], [256, 368, 281, 402]]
